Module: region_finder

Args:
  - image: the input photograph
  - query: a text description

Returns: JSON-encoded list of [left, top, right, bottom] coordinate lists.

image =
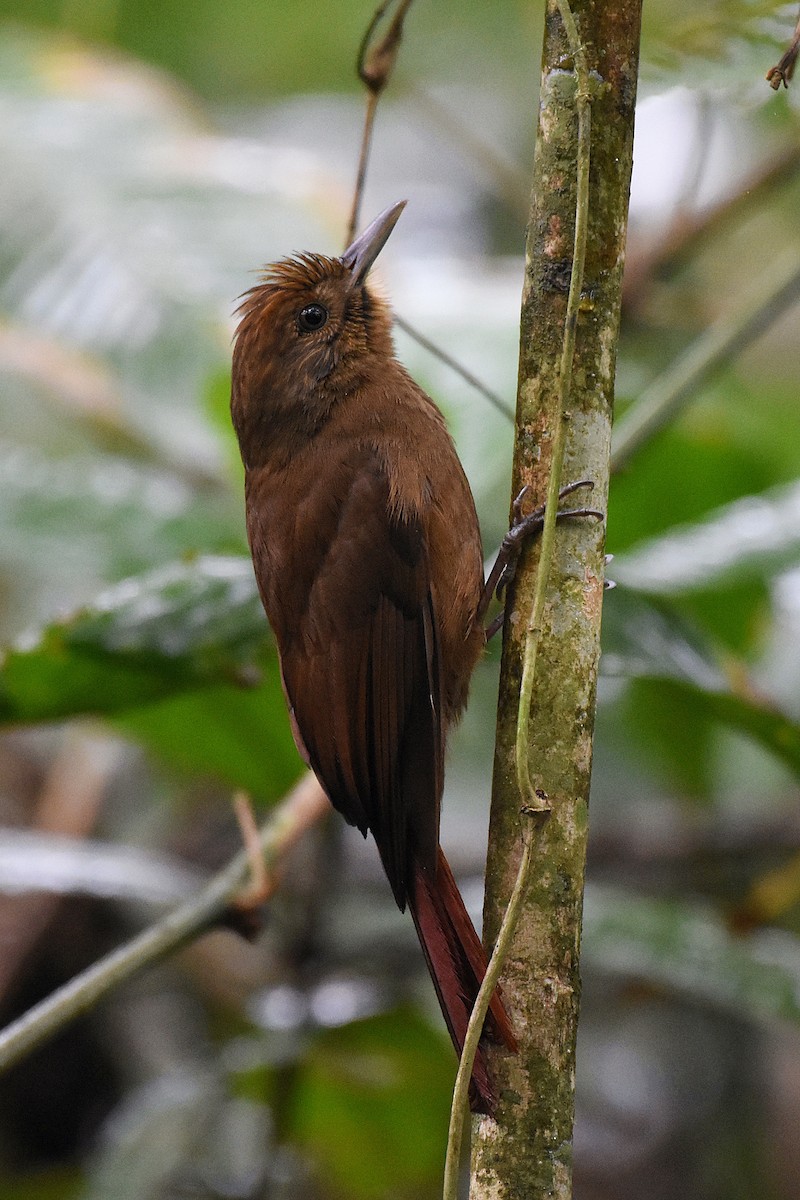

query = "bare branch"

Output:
[[0, 773, 329, 1074], [347, 0, 415, 243]]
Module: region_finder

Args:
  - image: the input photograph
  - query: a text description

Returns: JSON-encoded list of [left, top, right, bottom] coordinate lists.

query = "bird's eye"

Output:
[[298, 303, 329, 333]]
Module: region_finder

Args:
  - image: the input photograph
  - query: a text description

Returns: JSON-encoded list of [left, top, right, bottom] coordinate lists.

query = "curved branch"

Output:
[[0, 773, 329, 1074]]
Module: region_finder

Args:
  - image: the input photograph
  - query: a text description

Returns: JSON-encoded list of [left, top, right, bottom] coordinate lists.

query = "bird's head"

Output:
[[231, 201, 405, 463]]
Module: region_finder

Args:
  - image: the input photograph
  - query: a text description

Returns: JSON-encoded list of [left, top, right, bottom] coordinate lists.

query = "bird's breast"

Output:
[[243, 378, 485, 722]]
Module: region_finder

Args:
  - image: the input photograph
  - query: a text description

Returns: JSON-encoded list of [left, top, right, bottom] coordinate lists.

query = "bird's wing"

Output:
[[276, 450, 443, 909]]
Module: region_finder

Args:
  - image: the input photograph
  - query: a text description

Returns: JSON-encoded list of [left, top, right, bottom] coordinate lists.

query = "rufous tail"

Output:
[[408, 846, 517, 1114]]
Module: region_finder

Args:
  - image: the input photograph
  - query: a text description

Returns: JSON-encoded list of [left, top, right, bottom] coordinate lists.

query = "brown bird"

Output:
[[230, 202, 588, 1111]]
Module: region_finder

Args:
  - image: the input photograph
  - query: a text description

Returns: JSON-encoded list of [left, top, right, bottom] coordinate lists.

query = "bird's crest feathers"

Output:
[[236, 252, 346, 320]]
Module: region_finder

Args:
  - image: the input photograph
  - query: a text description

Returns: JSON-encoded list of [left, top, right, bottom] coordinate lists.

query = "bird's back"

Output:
[[243, 366, 484, 905]]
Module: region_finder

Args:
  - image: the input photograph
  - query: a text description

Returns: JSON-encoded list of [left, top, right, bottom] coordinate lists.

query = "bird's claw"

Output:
[[495, 480, 599, 600], [481, 479, 604, 635], [511, 485, 531, 525]]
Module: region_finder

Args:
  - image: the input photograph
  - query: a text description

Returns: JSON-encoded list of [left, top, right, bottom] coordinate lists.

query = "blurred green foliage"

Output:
[[0, 2, 799, 1198], [290, 1010, 454, 1200], [0, 0, 537, 98]]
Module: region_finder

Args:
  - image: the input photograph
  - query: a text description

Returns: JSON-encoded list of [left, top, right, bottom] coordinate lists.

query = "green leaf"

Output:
[[584, 882, 800, 1026], [118, 682, 299, 801], [602, 588, 729, 691], [614, 479, 800, 596], [290, 1010, 453, 1200], [617, 676, 718, 797], [0, 556, 300, 797], [0, 441, 241, 582], [641, 0, 793, 90], [0, 556, 268, 723], [601, 590, 800, 786], [607, 420, 774, 557]]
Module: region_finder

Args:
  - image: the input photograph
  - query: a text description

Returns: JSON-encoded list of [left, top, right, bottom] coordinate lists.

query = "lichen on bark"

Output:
[[470, 4, 642, 1197]]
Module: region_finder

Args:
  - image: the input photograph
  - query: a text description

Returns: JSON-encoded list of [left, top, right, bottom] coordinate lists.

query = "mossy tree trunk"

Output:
[[470, 4, 642, 1197]]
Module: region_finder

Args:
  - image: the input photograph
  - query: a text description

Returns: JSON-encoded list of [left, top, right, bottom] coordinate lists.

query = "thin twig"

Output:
[[612, 253, 800, 471], [515, 0, 592, 809], [766, 6, 800, 89], [347, 0, 515, 423], [0, 773, 329, 1074], [347, 0, 416, 243], [394, 314, 514, 421], [442, 812, 542, 1200]]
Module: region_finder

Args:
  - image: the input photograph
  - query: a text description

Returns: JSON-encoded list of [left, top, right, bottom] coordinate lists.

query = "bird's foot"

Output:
[[481, 480, 603, 639]]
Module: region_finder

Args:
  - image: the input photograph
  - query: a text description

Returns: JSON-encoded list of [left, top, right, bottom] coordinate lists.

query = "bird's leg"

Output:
[[480, 480, 603, 641]]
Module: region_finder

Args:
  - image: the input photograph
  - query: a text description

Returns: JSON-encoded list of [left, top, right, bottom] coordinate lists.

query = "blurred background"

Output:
[[0, 1, 800, 1197]]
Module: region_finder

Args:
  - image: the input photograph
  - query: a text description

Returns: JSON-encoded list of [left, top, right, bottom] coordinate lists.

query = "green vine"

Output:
[[442, 2, 595, 1196], [515, 0, 592, 810]]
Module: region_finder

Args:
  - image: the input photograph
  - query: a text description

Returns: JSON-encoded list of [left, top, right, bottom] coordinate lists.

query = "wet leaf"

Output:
[[0, 556, 267, 722], [0, 441, 240, 583], [602, 588, 729, 691], [614, 479, 800, 596], [0, 556, 299, 797], [585, 882, 800, 1027], [601, 589, 800, 783]]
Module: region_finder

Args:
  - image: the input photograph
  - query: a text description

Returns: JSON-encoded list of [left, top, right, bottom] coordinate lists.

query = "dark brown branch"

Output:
[[766, 7, 800, 89], [346, 0, 415, 243]]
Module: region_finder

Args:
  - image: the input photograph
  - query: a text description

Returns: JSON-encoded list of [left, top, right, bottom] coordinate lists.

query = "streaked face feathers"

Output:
[[231, 250, 394, 462]]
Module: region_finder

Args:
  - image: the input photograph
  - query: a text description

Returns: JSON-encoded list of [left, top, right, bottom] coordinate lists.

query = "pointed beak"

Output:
[[341, 200, 406, 288]]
